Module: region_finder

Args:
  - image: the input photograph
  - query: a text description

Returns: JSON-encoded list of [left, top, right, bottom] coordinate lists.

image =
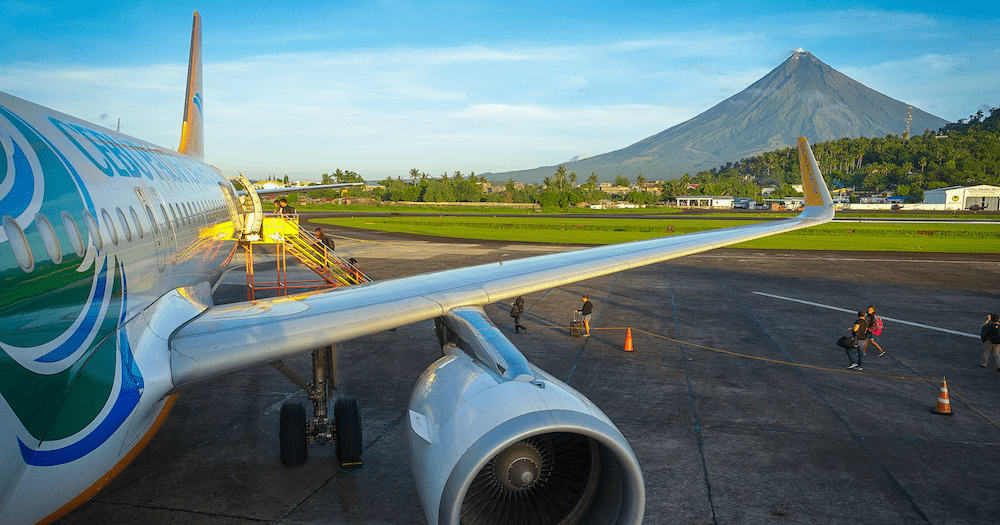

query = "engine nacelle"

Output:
[[407, 307, 644, 525]]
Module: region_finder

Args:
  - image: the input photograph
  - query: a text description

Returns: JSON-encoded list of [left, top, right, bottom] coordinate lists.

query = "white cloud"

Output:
[[3, 19, 993, 180]]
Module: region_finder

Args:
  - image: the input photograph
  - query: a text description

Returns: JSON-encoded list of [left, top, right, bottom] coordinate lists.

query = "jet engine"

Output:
[[407, 307, 644, 525]]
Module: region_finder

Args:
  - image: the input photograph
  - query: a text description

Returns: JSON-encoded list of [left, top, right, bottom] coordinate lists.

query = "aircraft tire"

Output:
[[334, 397, 363, 464], [279, 402, 308, 467]]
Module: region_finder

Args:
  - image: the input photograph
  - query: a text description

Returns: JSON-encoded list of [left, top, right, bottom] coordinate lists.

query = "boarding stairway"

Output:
[[235, 173, 370, 300]]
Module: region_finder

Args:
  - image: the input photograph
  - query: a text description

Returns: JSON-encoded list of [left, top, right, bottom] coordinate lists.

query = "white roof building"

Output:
[[675, 195, 735, 208], [923, 185, 1000, 210]]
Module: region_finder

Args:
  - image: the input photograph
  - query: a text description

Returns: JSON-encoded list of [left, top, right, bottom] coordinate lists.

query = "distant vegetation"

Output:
[[294, 105, 999, 211], [317, 215, 1000, 253], [700, 106, 1000, 203]]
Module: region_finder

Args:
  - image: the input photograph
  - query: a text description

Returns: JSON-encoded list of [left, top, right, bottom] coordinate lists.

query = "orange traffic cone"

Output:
[[623, 328, 634, 352], [932, 378, 953, 416]]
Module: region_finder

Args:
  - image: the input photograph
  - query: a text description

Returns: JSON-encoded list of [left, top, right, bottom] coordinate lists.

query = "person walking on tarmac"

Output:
[[578, 295, 594, 337], [862, 306, 885, 356], [510, 296, 527, 334], [846, 311, 869, 370], [980, 313, 1000, 370]]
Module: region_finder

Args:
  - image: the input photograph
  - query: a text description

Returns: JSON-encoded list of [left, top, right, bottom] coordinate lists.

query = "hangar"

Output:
[[923, 185, 1000, 211]]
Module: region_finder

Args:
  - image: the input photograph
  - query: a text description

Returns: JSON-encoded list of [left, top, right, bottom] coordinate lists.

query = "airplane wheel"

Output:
[[280, 402, 308, 467], [334, 398, 363, 464]]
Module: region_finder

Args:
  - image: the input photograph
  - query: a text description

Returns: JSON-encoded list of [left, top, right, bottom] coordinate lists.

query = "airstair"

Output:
[[235, 173, 370, 300]]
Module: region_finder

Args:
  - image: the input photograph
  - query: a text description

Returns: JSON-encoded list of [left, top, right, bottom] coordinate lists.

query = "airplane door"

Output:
[[236, 172, 263, 240], [134, 187, 165, 271]]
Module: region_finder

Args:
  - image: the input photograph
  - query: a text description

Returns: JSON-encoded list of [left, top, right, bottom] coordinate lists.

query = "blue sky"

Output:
[[3, 1, 997, 181]]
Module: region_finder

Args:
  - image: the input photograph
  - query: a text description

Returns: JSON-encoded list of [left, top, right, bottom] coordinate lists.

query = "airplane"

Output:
[[0, 11, 834, 525]]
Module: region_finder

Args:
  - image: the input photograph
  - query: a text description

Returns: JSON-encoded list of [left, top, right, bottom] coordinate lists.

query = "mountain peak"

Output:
[[490, 51, 949, 181]]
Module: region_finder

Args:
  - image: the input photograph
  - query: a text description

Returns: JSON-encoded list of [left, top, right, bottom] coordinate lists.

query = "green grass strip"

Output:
[[314, 216, 1000, 253]]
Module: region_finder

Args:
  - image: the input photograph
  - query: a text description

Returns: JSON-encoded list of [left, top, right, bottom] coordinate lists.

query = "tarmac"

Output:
[[56, 221, 1000, 525]]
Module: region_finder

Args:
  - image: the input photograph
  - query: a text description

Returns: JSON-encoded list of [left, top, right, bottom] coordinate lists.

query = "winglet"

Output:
[[797, 137, 833, 210], [178, 11, 204, 159]]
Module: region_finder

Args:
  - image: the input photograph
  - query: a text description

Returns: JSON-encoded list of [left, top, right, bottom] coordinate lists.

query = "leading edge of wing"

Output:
[[245, 182, 365, 198], [169, 138, 834, 390]]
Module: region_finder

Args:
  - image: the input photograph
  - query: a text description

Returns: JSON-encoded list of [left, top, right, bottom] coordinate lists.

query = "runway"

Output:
[[56, 224, 1000, 525]]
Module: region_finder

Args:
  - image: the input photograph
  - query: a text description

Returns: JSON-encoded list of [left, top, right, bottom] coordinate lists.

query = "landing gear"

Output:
[[273, 345, 362, 469]]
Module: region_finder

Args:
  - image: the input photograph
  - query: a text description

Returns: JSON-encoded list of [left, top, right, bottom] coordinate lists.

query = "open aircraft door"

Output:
[[236, 173, 264, 241]]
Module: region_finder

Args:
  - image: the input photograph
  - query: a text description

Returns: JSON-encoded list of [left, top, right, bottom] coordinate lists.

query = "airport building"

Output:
[[922, 185, 1000, 211], [676, 195, 735, 208]]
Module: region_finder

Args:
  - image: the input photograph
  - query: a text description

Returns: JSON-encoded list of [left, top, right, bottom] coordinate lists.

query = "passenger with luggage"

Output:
[[862, 306, 885, 356], [844, 311, 869, 370], [510, 296, 527, 334], [577, 295, 593, 337]]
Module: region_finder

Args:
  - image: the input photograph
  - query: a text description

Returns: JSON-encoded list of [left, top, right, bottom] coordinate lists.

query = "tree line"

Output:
[[297, 104, 998, 209], [702, 105, 1000, 202]]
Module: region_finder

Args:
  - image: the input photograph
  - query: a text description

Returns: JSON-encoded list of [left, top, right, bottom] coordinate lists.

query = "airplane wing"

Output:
[[168, 137, 833, 525], [242, 182, 364, 198], [170, 137, 833, 388]]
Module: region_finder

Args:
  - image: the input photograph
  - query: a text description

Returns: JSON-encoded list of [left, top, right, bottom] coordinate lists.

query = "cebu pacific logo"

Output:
[[0, 103, 143, 467]]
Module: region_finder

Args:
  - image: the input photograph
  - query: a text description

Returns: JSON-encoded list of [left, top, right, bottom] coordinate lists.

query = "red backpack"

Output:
[[870, 316, 883, 336]]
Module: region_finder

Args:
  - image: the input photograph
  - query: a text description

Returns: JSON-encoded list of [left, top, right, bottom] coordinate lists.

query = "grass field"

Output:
[[314, 215, 1000, 253]]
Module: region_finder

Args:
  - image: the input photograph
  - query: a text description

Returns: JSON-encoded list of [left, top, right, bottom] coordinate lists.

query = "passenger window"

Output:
[[2, 216, 35, 272], [82, 210, 103, 250], [101, 209, 119, 246], [144, 205, 159, 235], [129, 206, 144, 239], [61, 211, 85, 256], [116, 207, 132, 242], [34, 213, 63, 264], [159, 205, 171, 232]]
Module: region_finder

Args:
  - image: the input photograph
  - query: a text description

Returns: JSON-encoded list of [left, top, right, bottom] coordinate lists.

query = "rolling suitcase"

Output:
[[570, 310, 583, 337]]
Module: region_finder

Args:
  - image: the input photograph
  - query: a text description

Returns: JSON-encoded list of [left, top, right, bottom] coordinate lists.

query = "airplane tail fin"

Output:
[[797, 137, 834, 212], [178, 11, 204, 159]]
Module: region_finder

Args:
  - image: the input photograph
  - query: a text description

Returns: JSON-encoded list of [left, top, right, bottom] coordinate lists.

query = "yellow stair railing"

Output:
[[241, 214, 370, 300]]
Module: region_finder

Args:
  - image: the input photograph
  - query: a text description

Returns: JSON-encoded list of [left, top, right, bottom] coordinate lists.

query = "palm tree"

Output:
[[554, 166, 568, 191], [409, 168, 420, 185]]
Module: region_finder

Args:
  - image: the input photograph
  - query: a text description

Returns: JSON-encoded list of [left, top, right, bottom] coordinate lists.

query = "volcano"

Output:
[[492, 50, 949, 182]]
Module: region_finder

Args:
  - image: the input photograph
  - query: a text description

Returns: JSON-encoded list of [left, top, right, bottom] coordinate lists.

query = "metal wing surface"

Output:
[[246, 182, 364, 198], [170, 138, 833, 390]]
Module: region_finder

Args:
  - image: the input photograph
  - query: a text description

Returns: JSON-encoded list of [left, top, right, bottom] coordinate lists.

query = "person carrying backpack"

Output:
[[510, 296, 527, 334], [845, 311, 869, 370], [980, 313, 1000, 370], [863, 306, 885, 357]]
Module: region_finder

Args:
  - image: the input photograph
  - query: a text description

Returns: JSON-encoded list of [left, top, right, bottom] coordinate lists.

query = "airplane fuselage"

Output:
[[0, 91, 240, 524]]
